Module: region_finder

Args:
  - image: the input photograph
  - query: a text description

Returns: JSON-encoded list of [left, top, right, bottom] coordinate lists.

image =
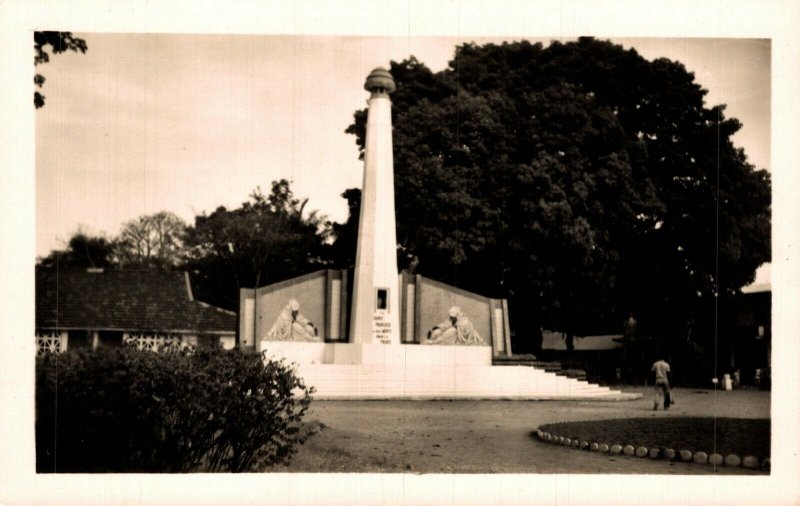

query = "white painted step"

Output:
[[290, 363, 635, 400]]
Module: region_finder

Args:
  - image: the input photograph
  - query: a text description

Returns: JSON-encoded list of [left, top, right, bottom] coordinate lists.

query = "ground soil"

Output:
[[273, 387, 770, 474]]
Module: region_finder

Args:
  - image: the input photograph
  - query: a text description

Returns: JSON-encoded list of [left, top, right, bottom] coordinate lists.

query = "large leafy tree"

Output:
[[37, 231, 115, 270], [34, 31, 88, 109], [322, 188, 362, 269], [183, 180, 329, 310], [114, 211, 188, 270], [339, 39, 770, 351]]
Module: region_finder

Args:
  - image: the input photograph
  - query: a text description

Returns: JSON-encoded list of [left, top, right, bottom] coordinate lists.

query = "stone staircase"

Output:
[[493, 354, 587, 380], [295, 362, 639, 401], [263, 343, 640, 401]]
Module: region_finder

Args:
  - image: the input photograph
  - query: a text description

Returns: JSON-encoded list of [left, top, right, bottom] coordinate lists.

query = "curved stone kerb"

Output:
[[535, 424, 769, 471]]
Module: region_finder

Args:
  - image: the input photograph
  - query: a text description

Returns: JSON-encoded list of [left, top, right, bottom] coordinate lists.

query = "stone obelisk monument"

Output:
[[349, 68, 401, 345]]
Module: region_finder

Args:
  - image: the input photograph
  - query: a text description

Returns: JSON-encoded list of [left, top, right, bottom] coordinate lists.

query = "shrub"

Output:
[[36, 345, 314, 472]]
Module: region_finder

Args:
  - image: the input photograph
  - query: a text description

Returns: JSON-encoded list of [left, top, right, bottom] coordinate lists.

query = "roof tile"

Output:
[[36, 269, 236, 334]]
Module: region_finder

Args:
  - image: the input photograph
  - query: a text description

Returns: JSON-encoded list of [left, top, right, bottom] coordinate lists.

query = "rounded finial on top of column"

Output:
[[364, 67, 396, 94]]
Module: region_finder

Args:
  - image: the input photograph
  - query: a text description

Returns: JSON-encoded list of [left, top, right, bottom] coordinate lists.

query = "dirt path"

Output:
[[282, 387, 770, 474]]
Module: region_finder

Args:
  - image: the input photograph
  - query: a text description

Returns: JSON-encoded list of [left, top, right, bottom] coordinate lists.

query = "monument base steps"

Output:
[[260, 342, 640, 401]]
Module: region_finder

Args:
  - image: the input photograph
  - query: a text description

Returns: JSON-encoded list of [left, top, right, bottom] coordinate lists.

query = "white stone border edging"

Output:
[[535, 428, 769, 471]]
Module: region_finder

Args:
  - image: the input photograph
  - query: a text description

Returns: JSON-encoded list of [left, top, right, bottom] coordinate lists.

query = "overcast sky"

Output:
[[35, 35, 770, 268]]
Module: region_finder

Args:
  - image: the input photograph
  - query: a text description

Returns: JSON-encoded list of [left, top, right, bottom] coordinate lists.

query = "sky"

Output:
[[35, 34, 771, 272]]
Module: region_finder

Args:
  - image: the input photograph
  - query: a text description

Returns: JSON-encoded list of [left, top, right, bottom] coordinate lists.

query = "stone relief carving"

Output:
[[266, 299, 319, 342], [425, 306, 484, 346]]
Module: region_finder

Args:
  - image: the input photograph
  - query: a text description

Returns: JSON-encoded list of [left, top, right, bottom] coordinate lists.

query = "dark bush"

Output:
[[36, 345, 314, 472]]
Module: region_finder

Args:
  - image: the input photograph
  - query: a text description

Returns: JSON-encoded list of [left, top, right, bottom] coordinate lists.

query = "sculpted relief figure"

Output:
[[425, 306, 484, 346], [266, 299, 319, 341]]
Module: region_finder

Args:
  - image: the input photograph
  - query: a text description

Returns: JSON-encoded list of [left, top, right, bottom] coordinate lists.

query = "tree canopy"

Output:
[[340, 38, 771, 348], [183, 180, 329, 310], [322, 188, 362, 269], [38, 231, 115, 270], [37, 180, 329, 313], [114, 211, 188, 270], [34, 31, 88, 109]]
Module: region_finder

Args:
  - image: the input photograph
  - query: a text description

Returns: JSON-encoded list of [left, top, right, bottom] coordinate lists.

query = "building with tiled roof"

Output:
[[35, 269, 236, 355]]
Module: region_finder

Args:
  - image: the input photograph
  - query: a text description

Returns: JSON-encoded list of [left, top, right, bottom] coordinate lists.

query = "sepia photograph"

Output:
[[2, 1, 799, 505]]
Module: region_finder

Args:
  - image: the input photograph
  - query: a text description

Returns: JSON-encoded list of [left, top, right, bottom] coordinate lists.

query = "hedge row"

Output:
[[36, 345, 314, 472]]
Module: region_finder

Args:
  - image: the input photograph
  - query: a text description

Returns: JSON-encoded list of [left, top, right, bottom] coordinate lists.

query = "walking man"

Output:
[[652, 358, 671, 410]]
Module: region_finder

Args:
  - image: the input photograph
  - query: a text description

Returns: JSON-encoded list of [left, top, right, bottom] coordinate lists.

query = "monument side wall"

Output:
[[416, 276, 493, 348], [254, 271, 327, 341]]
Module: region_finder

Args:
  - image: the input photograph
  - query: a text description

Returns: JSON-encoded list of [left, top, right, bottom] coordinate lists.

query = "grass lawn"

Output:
[[274, 430, 404, 473], [538, 417, 770, 459]]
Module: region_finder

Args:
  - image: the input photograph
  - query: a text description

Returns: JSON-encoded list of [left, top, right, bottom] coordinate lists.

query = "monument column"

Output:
[[349, 68, 401, 345]]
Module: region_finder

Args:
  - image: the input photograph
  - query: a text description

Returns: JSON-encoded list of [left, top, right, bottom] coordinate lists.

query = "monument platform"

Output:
[[260, 342, 492, 366], [246, 69, 642, 402], [260, 341, 641, 401]]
